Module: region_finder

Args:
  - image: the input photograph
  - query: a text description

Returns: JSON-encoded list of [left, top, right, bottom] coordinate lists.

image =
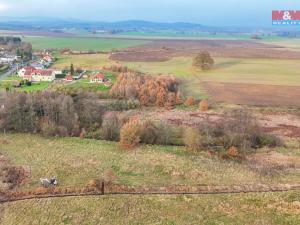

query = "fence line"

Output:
[[1, 183, 300, 204]]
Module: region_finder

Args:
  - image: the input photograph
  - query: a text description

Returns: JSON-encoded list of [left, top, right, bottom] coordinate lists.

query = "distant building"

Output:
[[64, 75, 73, 82], [0, 55, 18, 64], [30, 61, 45, 70], [90, 73, 105, 83]]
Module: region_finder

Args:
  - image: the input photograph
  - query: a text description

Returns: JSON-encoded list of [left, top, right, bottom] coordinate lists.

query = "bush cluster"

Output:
[[119, 119, 179, 149], [183, 109, 283, 153], [0, 91, 105, 137]]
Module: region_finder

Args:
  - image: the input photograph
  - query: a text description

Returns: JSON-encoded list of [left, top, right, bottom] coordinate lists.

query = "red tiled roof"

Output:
[[22, 66, 35, 72], [92, 73, 105, 79], [65, 75, 73, 81], [33, 69, 53, 76]]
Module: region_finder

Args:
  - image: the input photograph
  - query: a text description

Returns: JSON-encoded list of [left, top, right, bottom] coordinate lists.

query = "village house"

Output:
[[18, 66, 61, 82], [18, 66, 36, 77], [0, 54, 19, 64], [24, 69, 55, 82], [30, 61, 45, 69], [90, 73, 105, 83], [39, 55, 54, 68], [64, 75, 73, 82]]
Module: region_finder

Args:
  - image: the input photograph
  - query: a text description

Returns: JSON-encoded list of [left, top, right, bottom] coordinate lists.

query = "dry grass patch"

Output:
[[1, 191, 300, 225], [0, 134, 299, 191]]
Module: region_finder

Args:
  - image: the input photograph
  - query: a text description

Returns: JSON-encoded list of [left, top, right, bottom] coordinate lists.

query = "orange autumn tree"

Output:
[[199, 99, 209, 112], [110, 72, 181, 107], [120, 119, 142, 149], [184, 96, 195, 106]]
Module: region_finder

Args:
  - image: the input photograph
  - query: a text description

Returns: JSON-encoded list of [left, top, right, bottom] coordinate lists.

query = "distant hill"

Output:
[[0, 17, 297, 34], [0, 17, 216, 32]]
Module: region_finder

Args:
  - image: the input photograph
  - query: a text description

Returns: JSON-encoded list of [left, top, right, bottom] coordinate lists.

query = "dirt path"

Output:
[[1, 183, 300, 204]]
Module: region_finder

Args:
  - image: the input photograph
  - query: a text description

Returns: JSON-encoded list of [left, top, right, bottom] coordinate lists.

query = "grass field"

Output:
[[66, 70, 116, 92], [125, 57, 300, 86], [0, 77, 51, 92], [52, 54, 113, 70], [260, 38, 300, 51], [18, 82, 51, 92], [0, 134, 299, 190], [124, 57, 300, 98], [1, 191, 300, 225], [23, 36, 149, 51]]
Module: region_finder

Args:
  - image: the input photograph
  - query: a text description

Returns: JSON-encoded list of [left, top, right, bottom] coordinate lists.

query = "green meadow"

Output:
[[1, 133, 300, 225], [125, 57, 300, 86], [52, 53, 112, 70], [23, 36, 149, 51], [124, 57, 300, 98]]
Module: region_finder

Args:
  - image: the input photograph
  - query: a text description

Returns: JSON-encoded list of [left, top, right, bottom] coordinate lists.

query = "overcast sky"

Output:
[[0, 0, 300, 26]]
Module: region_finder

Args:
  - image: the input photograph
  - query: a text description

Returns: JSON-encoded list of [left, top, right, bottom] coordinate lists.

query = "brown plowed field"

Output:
[[110, 39, 300, 61], [203, 82, 300, 107]]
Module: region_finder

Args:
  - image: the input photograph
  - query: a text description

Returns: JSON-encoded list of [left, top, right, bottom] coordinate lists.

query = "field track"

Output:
[[1, 183, 300, 204]]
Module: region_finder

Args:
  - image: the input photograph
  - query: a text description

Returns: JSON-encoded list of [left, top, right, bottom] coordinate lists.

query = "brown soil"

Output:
[[110, 39, 300, 62], [203, 82, 300, 108]]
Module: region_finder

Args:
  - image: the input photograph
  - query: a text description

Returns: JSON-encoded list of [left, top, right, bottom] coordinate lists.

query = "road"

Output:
[[0, 63, 24, 80]]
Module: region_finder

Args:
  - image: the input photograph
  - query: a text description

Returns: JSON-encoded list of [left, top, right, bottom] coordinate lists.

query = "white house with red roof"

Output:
[[18, 66, 36, 77], [18, 66, 60, 82], [90, 73, 105, 83]]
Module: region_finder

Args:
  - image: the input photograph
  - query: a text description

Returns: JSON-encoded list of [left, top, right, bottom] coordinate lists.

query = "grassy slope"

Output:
[[0, 134, 299, 190], [23, 36, 149, 51], [1, 191, 300, 225], [125, 57, 300, 98]]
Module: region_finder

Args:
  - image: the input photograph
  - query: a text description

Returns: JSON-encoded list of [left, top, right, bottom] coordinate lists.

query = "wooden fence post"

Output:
[[101, 181, 105, 195]]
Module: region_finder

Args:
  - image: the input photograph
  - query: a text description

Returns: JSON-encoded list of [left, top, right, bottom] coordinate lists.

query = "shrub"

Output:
[[199, 99, 209, 112], [140, 120, 160, 144], [257, 134, 283, 148], [100, 112, 121, 141], [184, 96, 195, 106], [155, 122, 175, 145], [227, 146, 239, 157], [40, 120, 59, 137], [183, 128, 202, 151], [106, 100, 140, 111], [221, 109, 261, 150], [120, 119, 143, 149], [103, 169, 117, 185]]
